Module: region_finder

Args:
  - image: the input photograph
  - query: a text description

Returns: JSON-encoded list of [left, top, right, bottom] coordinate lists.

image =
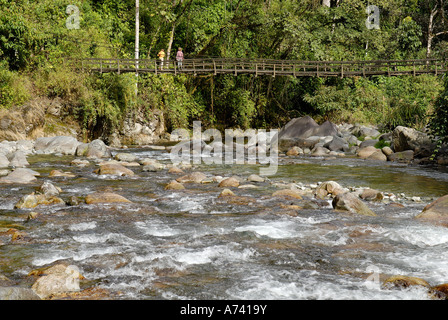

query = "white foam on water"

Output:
[[68, 221, 97, 232], [226, 269, 431, 300], [31, 245, 119, 267], [162, 194, 207, 213], [234, 218, 301, 239], [173, 244, 256, 266], [383, 224, 448, 247], [72, 232, 141, 246]]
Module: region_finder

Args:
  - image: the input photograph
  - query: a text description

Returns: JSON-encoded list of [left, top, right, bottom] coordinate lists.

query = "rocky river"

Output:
[[1, 125, 448, 300]]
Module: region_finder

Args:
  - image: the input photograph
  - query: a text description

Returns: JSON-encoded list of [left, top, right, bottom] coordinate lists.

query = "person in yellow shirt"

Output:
[[157, 49, 165, 69]]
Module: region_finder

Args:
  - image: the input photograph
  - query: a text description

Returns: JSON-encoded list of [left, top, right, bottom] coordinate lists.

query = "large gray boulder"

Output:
[[349, 125, 381, 139], [8, 151, 29, 168], [324, 136, 349, 152], [34, 136, 81, 155], [391, 126, 434, 157], [76, 139, 112, 159], [332, 192, 377, 216], [0, 168, 40, 184], [275, 116, 339, 151]]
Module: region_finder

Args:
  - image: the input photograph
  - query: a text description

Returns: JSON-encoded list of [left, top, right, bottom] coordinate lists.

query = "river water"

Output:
[[1, 147, 448, 300]]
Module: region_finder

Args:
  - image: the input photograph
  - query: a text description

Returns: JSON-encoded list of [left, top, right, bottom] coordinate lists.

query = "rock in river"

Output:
[[218, 177, 240, 188], [176, 172, 207, 184], [30, 263, 85, 299], [95, 163, 135, 177], [85, 192, 132, 204], [332, 192, 376, 216], [0, 287, 41, 300], [165, 180, 185, 190], [272, 189, 304, 200], [0, 168, 40, 184], [34, 136, 81, 155], [415, 195, 448, 220], [382, 275, 430, 290], [14, 192, 65, 209]]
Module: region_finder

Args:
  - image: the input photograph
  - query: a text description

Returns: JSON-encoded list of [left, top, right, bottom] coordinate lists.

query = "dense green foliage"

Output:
[[1, 0, 447, 141], [429, 73, 448, 157]]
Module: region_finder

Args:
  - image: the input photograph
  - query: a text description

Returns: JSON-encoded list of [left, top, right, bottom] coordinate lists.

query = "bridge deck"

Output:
[[67, 57, 447, 78]]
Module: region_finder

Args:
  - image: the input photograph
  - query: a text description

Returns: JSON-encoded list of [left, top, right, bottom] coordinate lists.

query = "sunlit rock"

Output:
[[85, 192, 132, 204], [332, 192, 376, 216]]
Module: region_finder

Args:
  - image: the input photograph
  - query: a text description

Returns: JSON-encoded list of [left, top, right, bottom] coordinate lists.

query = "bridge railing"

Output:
[[65, 57, 447, 77]]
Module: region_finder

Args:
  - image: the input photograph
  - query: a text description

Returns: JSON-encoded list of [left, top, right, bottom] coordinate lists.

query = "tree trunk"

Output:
[[135, 0, 139, 97], [426, 5, 438, 58], [322, 0, 331, 7], [166, 23, 176, 68]]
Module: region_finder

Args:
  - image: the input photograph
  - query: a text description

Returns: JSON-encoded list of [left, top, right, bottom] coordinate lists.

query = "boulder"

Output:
[[164, 180, 185, 190], [168, 166, 184, 174], [114, 152, 138, 162], [39, 181, 61, 197], [286, 146, 302, 156], [0, 168, 40, 184], [315, 181, 346, 199], [359, 188, 383, 201], [388, 150, 414, 163], [85, 192, 132, 204], [31, 264, 85, 299], [218, 177, 240, 188], [34, 136, 81, 155], [176, 172, 207, 184], [332, 192, 376, 216], [49, 170, 76, 178], [0, 154, 9, 168], [8, 151, 29, 167], [432, 284, 448, 296], [82, 139, 111, 158], [324, 136, 349, 152], [275, 116, 339, 151], [359, 139, 379, 149], [142, 162, 165, 172], [350, 125, 381, 139], [272, 189, 304, 200], [357, 146, 377, 159], [14, 192, 65, 209], [247, 174, 265, 183], [381, 146, 394, 157], [415, 195, 448, 220], [277, 116, 320, 141], [311, 146, 330, 157], [382, 275, 430, 290], [0, 287, 41, 300], [95, 163, 135, 176], [366, 150, 387, 161], [218, 189, 236, 198], [392, 126, 434, 157]]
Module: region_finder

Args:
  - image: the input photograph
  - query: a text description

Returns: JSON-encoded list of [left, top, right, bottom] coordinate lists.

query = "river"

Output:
[[1, 147, 448, 300]]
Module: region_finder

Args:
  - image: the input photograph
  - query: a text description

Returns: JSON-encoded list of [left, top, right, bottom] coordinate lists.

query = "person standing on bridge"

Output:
[[176, 47, 184, 70], [157, 49, 165, 70]]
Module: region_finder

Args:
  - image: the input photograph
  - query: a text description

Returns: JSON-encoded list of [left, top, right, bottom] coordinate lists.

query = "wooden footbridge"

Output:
[[67, 57, 447, 78]]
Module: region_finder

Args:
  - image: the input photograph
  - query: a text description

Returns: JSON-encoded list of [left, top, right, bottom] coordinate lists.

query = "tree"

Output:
[[423, 0, 448, 57], [428, 73, 448, 157]]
